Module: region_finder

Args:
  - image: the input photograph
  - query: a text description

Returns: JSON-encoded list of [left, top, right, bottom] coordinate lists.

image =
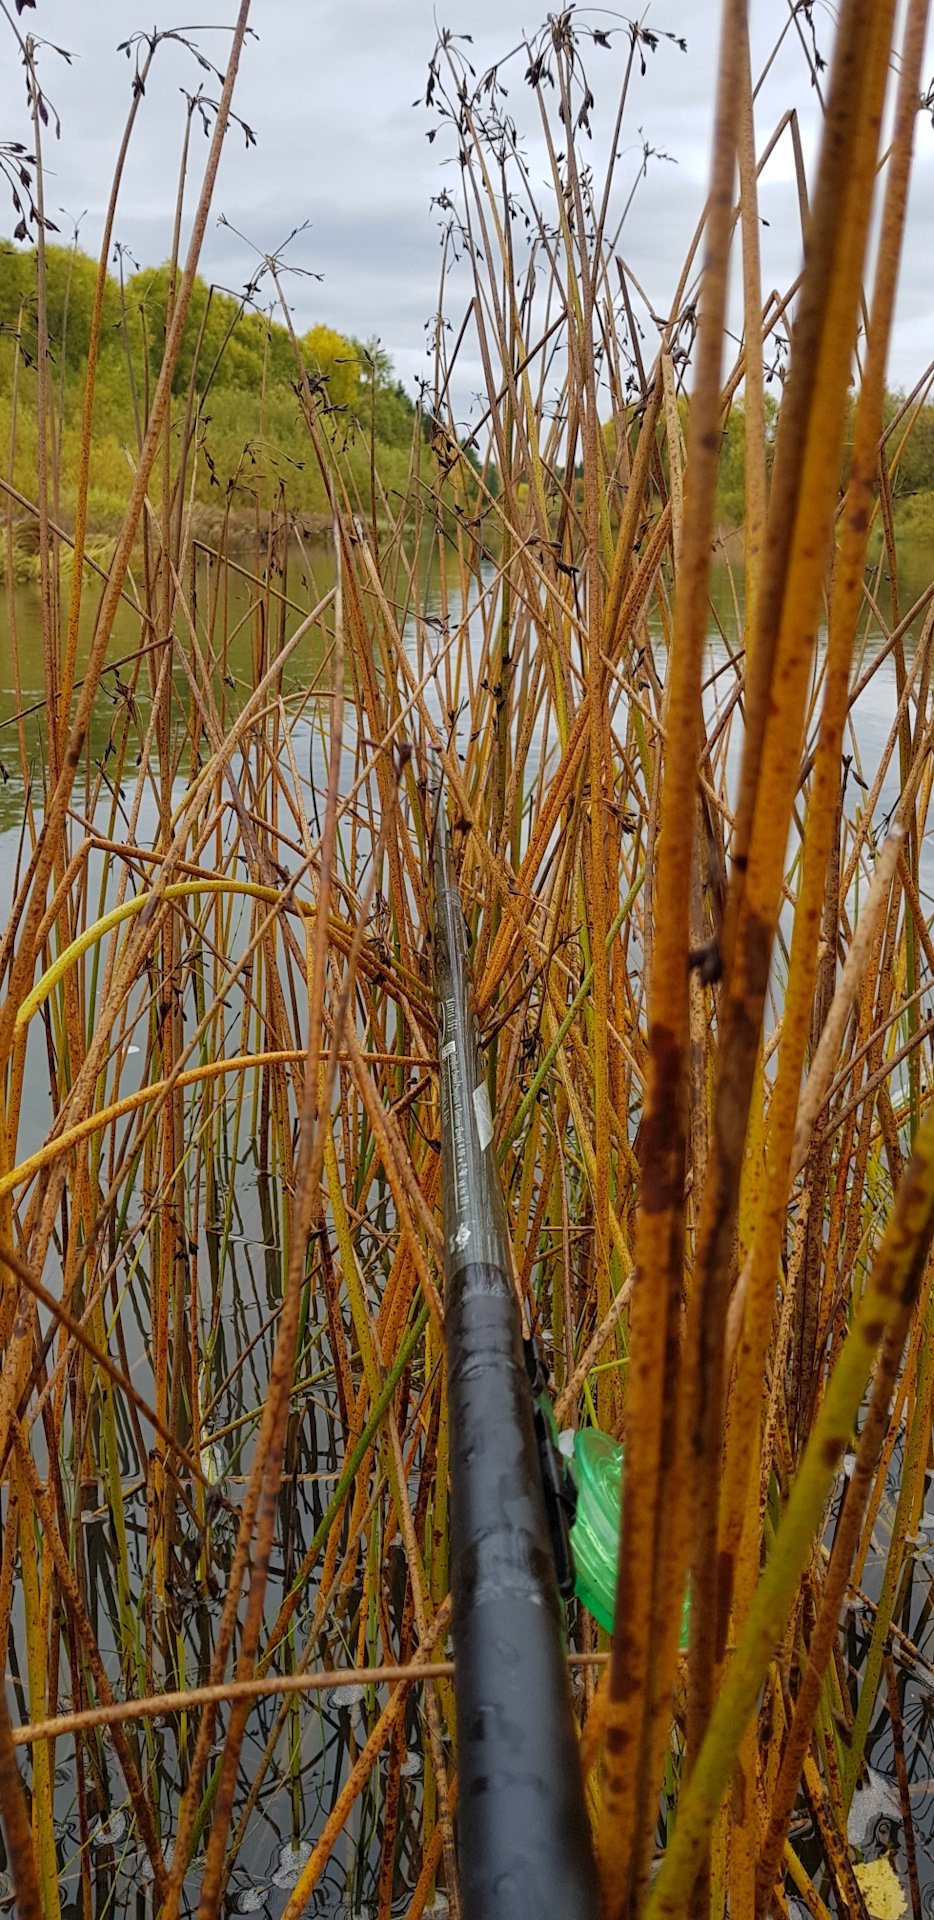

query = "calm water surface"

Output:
[[3, 546, 934, 1915]]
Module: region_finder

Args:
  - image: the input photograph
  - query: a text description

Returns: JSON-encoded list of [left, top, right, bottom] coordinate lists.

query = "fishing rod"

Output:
[[431, 778, 599, 1920]]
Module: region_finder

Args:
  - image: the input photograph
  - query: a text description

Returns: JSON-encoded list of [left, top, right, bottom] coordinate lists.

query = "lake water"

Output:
[[3, 542, 934, 1916]]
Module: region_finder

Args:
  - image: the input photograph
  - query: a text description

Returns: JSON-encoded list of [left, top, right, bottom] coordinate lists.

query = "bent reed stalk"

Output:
[[1, 3, 934, 1917]]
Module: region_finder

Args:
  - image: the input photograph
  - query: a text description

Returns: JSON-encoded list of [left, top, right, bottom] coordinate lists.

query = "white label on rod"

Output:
[[473, 1080, 494, 1152]]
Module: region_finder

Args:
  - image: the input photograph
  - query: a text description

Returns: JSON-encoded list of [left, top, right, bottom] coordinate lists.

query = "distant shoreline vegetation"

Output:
[[0, 238, 429, 554], [710, 384, 934, 557], [2, 239, 932, 578]]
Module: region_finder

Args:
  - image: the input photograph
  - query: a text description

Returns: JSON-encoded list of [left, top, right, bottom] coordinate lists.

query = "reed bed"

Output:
[[2, 1, 934, 1916]]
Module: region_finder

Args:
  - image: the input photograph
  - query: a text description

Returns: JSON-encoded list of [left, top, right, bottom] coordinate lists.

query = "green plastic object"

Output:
[[569, 1429, 690, 1648]]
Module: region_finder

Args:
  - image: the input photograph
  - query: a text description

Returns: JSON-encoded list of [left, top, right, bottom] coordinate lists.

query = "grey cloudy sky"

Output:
[[1, 2, 933, 425]]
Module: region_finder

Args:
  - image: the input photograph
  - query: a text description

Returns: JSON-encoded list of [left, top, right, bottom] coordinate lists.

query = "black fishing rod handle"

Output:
[[430, 791, 599, 1918], [447, 1266, 601, 1920]]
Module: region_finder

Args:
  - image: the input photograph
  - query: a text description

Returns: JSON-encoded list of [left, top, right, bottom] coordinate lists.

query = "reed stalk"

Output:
[[0, 3, 932, 1915]]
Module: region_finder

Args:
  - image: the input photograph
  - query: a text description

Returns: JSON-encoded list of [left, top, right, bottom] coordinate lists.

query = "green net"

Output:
[[570, 1429, 690, 1648]]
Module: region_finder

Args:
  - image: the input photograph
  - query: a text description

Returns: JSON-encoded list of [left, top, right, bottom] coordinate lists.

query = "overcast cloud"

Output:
[[1, 1, 932, 424]]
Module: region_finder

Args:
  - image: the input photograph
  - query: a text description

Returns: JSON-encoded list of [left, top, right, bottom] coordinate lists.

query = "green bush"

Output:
[[0, 238, 419, 533]]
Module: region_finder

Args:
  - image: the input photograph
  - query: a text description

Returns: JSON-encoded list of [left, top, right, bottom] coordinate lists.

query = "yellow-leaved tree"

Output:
[[299, 324, 359, 409]]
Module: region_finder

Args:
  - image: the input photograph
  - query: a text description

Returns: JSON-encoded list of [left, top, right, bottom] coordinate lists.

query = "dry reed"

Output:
[[1, 3, 934, 1916]]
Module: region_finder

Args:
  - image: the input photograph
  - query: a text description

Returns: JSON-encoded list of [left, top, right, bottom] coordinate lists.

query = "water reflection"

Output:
[[3, 541, 934, 1915]]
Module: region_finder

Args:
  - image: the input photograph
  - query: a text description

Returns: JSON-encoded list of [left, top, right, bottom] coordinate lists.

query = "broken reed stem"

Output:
[[12, 1652, 610, 1751]]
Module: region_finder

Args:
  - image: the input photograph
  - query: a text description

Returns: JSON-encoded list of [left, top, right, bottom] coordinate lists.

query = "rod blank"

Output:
[[432, 793, 599, 1920]]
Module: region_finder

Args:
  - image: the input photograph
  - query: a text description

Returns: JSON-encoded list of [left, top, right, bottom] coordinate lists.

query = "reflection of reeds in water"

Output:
[[2, 0, 934, 1915]]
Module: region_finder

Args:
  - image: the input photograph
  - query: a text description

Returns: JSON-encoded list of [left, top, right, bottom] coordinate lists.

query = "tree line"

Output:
[[0, 239, 420, 534]]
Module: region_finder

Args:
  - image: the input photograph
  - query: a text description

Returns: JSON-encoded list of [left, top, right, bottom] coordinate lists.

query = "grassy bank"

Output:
[[0, 237, 420, 544]]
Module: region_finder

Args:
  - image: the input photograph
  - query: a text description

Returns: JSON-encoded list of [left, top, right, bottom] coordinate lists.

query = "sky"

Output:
[[1, 1, 933, 428]]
